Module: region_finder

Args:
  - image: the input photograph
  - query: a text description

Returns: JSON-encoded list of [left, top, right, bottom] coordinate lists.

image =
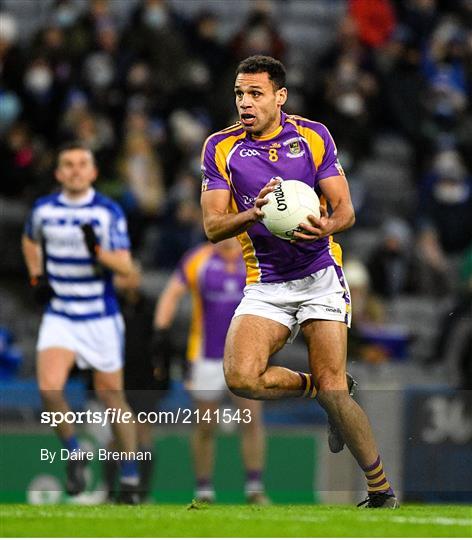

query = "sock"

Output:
[[363, 455, 394, 495], [245, 469, 264, 494], [61, 435, 80, 453], [103, 456, 118, 498], [138, 448, 154, 500], [196, 477, 212, 490], [196, 477, 214, 498], [298, 372, 317, 398], [120, 459, 139, 486]]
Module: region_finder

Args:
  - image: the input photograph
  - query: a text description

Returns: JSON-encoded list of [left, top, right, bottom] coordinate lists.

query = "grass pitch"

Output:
[[1, 503, 471, 537]]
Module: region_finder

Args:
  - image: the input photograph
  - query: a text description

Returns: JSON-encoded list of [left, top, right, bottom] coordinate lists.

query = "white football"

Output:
[[262, 180, 320, 240]]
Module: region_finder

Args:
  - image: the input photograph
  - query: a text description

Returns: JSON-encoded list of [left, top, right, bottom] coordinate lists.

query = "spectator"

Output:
[[367, 217, 419, 299], [417, 150, 472, 292], [322, 53, 379, 162], [230, 1, 285, 61], [155, 171, 204, 269], [345, 260, 410, 364], [0, 122, 39, 199], [0, 11, 23, 93], [124, 0, 189, 114], [349, 0, 396, 49], [117, 132, 165, 249]]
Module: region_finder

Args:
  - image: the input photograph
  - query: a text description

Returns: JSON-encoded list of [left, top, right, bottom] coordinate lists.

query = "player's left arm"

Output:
[[96, 248, 134, 276], [81, 204, 135, 276], [292, 175, 355, 242]]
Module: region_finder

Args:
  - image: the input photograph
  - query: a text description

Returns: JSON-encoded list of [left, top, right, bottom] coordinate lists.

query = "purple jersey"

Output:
[[201, 112, 345, 283], [176, 244, 246, 361]]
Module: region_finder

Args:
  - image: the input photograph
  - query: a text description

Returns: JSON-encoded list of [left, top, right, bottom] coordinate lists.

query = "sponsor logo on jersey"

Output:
[[239, 148, 260, 157], [259, 142, 281, 150]]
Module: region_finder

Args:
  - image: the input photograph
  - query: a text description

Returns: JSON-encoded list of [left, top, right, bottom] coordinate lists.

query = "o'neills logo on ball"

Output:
[[274, 183, 287, 211]]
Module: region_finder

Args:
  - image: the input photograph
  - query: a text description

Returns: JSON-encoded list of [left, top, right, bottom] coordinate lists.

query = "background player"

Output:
[[22, 142, 140, 504], [200, 55, 398, 508], [102, 264, 169, 502], [153, 238, 268, 504]]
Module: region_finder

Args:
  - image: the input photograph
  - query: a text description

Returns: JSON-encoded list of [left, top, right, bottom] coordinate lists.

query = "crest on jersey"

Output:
[[288, 140, 301, 155], [283, 137, 305, 158]]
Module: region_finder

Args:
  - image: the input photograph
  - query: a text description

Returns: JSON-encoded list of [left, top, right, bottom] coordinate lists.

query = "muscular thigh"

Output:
[[37, 348, 75, 391], [224, 315, 290, 379], [301, 319, 348, 390], [93, 369, 124, 393]]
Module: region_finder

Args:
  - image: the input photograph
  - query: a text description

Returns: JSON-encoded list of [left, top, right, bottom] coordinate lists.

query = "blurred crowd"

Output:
[[0, 0, 471, 381]]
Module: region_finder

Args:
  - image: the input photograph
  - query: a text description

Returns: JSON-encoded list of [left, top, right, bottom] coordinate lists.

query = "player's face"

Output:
[[55, 149, 97, 195], [234, 72, 287, 136]]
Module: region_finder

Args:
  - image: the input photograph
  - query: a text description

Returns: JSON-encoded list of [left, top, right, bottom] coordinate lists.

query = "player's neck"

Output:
[[252, 111, 283, 141], [60, 188, 95, 205]]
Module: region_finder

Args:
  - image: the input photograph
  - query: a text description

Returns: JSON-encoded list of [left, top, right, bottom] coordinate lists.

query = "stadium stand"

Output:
[[0, 0, 471, 504]]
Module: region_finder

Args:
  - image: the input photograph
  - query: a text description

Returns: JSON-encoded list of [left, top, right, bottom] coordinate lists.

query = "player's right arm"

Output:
[[22, 236, 54, 304], [151, 273, 188, 381], [153, 274, 188, 330], [21, 235, 43, 279], [201, 180, 278, 243]]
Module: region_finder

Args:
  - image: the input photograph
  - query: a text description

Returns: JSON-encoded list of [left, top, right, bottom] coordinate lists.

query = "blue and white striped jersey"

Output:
[[24, 189, 130, 321]]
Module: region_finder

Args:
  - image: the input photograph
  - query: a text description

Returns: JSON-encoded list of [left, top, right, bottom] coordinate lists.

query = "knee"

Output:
[[315, 371, 349, 409], [224, 366, 259, 399], [316, 369, 348, 393], [39, 383, 64, 404], [196, 422, 216, 439], [96, 388, 127, 409]]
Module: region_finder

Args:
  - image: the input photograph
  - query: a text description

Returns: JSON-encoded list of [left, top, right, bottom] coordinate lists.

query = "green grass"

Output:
[[1, 503, 471, 537]]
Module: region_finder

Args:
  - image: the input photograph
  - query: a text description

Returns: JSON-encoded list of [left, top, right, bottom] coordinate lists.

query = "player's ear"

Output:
[[276, 87, 288, 107]]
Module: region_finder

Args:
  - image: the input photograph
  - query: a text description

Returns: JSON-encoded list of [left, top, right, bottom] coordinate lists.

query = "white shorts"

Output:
[[37, 313, 125, 373], [233, 265, 351, 342], [189, 359, 226, 402]]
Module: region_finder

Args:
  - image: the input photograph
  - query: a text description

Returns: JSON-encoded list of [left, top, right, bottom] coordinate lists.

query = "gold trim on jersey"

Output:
[[219, 122, 243, 133], [183, 244, 214, 362], [228, 196, 261, 284], [200, 124, 244, 167], [214, 133, 247, 187], [287, 121, 325, 169], [252, 124, 283, 141]]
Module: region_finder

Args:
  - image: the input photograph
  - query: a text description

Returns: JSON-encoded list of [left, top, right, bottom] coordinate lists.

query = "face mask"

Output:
[[24, 67, 53, 94], [85, 54, 113, 88], [0, 92, 21, 134], [434, 181, 470, 204], [55, 6, 78, 28], [143, 6, 167, 29], [336, 93, 364, 116]]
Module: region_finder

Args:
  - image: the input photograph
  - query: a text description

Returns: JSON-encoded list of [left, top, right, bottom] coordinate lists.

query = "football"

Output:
[[261, 180, 321, 240]]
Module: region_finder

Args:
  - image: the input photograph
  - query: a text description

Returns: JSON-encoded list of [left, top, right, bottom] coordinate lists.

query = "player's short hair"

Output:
[[56, 141, 95, 165], [235, 55, 286, 90]]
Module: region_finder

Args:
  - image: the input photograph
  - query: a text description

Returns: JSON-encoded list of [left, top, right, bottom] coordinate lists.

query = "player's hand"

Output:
[[80, 224, 100, 258], [253, 178, 281, 220], [151, 328, 172, 382], [30, 275, 55, 305], [291, 206, 332, 243]]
